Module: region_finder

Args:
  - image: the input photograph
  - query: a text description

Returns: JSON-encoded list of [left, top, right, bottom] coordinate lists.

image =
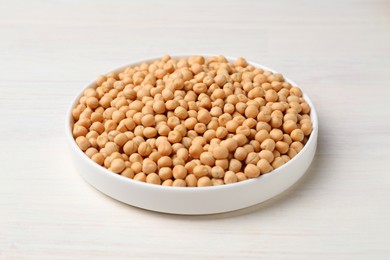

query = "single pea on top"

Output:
[[72, 55, 313, 187]]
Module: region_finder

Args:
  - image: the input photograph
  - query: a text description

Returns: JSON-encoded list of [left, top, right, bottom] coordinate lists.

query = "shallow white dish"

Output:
[[66, 55, 318, 215]]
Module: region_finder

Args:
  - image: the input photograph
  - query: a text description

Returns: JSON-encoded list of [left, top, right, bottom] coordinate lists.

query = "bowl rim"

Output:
[[66, 54, 318, 193]]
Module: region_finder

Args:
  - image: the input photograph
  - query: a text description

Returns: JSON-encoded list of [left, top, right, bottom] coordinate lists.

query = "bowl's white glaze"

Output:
[[66, 55, 318, 215]]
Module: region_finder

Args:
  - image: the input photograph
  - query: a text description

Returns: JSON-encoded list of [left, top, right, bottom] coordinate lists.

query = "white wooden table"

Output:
[[1, 0, 389, 259]]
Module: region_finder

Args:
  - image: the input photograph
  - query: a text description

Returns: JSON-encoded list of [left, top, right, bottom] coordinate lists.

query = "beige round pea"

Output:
[[172, 165, 187, 180], [212, 145, 229, 159], [198, 176, 212, 187], [291, 129, 304, 142], [224, 171, 238, 184], [110, 158, 126, 173], [244, 164, 261, 178], [146, 173, 161, 185]]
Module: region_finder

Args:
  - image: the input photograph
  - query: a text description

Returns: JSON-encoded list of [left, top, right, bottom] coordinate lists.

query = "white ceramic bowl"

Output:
[[66, 55, 318, 215]]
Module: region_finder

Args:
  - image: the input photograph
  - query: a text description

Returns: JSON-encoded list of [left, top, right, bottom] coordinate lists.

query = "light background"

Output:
[[0, 0, 389, 259]]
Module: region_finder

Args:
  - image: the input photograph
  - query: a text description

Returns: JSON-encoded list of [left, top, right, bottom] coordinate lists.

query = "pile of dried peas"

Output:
[[72, 55, 312, 187]]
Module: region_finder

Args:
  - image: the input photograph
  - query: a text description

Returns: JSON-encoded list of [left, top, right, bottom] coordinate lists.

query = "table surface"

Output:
[[1, 0, 389, 259]]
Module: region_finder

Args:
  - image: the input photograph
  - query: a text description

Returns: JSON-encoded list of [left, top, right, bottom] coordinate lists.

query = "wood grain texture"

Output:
[[1, 0, 389, 259]]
